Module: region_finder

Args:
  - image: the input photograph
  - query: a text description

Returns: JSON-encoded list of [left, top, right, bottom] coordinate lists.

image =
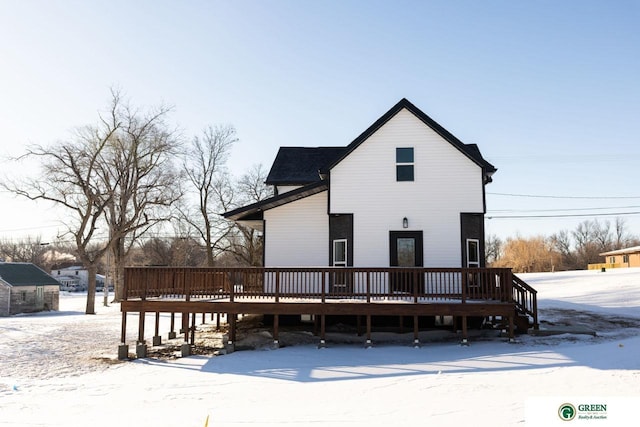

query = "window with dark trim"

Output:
[[396, 147, 414, 181], [466, 239, 480, 268], [333, 239, 347, 267]]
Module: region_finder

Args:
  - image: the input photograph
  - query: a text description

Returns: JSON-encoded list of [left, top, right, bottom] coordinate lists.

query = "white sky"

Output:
[[1, 0, 639, 243]]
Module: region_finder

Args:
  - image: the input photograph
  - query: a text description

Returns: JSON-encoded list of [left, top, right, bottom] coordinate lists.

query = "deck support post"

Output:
[[413, 315, 420, 347], [152, 312, 161, 346], [137, 311, 146, 344], [118, 311, 129, 360], [365, 315, 372, 348], [168, 312, 176, 339], [120, 311, 127, 344], [229, 313, 237, 343], [181, 312, 188, 336], [273, 314, 280, 348], [318, 315, 326, 348], [508, 314, 516, 343], [356, 315, 362, 336], [190, 312, 196, 345], [461, 315, 469, 346], [216, 313, 221, 330]]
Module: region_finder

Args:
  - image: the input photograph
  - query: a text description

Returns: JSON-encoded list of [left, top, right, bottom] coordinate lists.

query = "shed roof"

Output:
[[600, 246, 640, 256], [0, 262, 61, 287]]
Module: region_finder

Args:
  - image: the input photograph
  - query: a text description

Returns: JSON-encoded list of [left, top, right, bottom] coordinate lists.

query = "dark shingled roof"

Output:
[[0, 262, 61, 287], [265, 147, 347, 185]]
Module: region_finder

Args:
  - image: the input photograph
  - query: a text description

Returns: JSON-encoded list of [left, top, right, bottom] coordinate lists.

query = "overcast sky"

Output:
[[1, 0, 639, 244]]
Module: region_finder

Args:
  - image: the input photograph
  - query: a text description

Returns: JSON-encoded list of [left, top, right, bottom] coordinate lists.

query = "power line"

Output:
[[487, 211, 640, 219], [487, 192, 640, 200], [489, 205, 640, 213]]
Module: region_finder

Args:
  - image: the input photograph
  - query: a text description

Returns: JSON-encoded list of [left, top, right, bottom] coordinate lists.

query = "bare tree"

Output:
[[2, 119, 118, 314], [549, 229, 578, 270], [225, 164, 273, 266], [180, 125, 237, 266], [0, 236, 51, 268], [484, 234, 502, 265], [96, 91, 182, 301], [592, 219, 612, 252], [613, 217, 635, 249]]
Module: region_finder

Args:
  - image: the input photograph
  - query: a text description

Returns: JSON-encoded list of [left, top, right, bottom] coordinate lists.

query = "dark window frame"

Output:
[[396, 147, 414, 182]]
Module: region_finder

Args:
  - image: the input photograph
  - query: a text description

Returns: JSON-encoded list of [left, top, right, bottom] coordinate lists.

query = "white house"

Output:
[[224, 98, 496, 271], [51, 266, 109, 292]]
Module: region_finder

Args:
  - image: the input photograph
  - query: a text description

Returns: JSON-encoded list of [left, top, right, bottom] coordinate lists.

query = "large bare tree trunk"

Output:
[[85, 264, 98, 315]]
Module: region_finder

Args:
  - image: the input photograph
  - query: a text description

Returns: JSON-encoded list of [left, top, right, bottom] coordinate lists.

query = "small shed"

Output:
[[0, 262, 60, 316]]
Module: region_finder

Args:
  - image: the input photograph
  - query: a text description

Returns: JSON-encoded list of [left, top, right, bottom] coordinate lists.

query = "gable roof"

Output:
[[0, 262, 61, 287], [320, 98, 497, 179], [265, 147, 347, 185]]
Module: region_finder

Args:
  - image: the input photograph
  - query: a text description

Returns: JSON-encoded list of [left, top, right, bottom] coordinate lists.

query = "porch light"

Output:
[[403, 217, 408, 228]]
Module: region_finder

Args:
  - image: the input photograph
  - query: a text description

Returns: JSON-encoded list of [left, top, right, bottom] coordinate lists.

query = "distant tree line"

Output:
[[1, 89, 271, 313], [488, 218, 640, 273]]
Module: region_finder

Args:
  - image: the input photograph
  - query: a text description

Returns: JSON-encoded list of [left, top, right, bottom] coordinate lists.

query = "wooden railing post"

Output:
[[184, 268, 190, 302], [366, 271, 371, 303], [505, 269, 513, 303], [141, 268, 147, 301], [275, 269, 280, 303], [461, 270, 466, 303]]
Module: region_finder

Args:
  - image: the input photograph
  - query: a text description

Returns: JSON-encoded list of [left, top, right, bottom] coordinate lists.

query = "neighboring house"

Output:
[[224, 98, 496, 270], [51, 266, 109, 291], [591, 246, 640, 269], [0, 262, 60, 316]]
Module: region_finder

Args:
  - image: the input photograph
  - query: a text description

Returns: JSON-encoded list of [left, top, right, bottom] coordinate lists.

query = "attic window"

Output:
[[396, 148, 414, 181]]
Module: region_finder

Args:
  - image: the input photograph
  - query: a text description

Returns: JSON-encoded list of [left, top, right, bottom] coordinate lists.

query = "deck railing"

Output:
[[124, 267, 515, 304]]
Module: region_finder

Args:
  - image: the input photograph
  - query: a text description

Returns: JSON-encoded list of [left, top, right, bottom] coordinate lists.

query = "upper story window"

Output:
[[396, 147, 414, 181]]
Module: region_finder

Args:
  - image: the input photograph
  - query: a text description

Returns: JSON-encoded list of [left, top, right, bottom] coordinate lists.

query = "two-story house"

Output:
[[224, 98, 496, 273], [120, 99, 537, 356]]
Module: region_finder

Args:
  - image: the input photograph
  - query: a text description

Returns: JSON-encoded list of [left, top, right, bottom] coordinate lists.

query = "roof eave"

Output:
[[223, 181, 329, 222]]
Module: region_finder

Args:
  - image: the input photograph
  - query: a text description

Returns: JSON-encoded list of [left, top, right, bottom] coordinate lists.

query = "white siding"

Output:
[[276, 185, 302, 194], [264, 191, 328, 267], [330, 108, 484, 267]]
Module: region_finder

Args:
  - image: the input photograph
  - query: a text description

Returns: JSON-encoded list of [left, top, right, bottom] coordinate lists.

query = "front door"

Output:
[[331, 239, 352, 293], [389, 231, 423, 293]]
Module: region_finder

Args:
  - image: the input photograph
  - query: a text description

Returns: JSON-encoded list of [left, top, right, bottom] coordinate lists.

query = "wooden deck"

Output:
[[119, 267, 538, 357]]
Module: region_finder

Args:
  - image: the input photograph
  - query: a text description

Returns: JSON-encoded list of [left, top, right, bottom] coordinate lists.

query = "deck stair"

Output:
[[511, 274, 539, 332]]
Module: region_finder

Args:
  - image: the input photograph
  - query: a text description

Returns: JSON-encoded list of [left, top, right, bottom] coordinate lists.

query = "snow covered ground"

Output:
[[1, 268, 639, 426]]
